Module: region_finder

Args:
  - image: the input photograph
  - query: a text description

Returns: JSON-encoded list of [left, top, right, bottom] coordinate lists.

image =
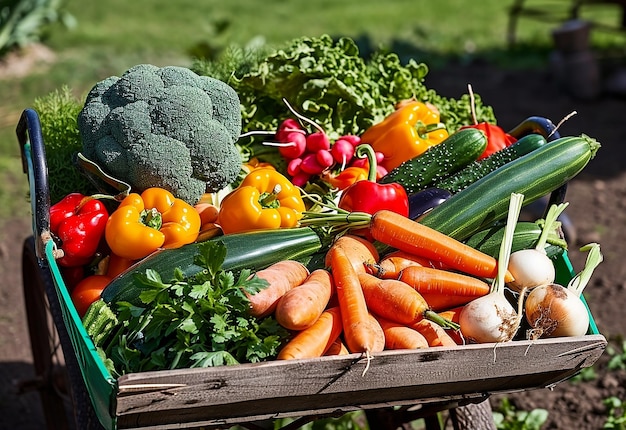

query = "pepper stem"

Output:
[[416, 122, 447, 139], [258, 184, 282, 208], [76, 193, 117, 212], [354, 144, 378, 182], [141, 208, 163, 230]]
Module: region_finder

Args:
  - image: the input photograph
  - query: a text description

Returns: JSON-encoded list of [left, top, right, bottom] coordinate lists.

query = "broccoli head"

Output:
[[77, 63, 243, 204]]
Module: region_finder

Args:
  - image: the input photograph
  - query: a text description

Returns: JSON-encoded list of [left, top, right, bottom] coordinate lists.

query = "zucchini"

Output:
[[464, 221, 567, 260], [434, 133, 547, 194], [419, 134, 600, 241], [101, 227, 323, 305], [379, 128, 487, 194]]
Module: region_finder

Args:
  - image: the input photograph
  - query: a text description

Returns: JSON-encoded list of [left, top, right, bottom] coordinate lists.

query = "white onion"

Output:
[[459, 292, 519, 343], [525, 283, 589, 338], [524, 243, 602, 339], [459, 193, 525, 343], [507, 249, 555, 291], [507, 202, 568, 293]]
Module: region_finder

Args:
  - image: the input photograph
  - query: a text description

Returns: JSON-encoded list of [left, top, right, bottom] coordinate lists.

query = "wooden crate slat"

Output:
[[113, 335, 606, 429]]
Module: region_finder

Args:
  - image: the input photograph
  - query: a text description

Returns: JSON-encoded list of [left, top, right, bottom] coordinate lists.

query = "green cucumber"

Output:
[[82, 299, 118, 347], [379, 128, 487, 194], [102, 227, 322, 305], [419, 134, 600, 241], [434, 133, 548, 194], [464, 221, 567, 260]]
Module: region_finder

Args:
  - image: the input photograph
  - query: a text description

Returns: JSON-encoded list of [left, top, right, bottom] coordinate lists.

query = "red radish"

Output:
[[316, 149, 334, 169], [278, 132, 307, 159], [331, 139, 355, 165], [350, 158, 387, 179], [291, 171, 311, 187], [350, 151, 384, 168], [340, 134, 361, 147], [276, 118, 303, 142], [306, 132, 331, 152], [300, 153, 325, 175], [287, 158, 303, 176]]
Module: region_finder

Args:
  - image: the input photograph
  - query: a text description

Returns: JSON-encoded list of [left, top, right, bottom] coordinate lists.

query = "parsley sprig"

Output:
[[101, 241, 290, 375]]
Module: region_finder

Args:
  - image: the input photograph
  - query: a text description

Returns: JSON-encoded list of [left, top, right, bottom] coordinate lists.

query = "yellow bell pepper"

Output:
[[242, 157, 277, 173], [105, 187, 201, 260], [360, 100, 449, 171], [218, 168, 306, 235]]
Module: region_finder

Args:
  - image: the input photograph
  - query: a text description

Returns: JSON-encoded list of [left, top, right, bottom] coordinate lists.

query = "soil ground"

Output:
[[1, 52, 626, 429]]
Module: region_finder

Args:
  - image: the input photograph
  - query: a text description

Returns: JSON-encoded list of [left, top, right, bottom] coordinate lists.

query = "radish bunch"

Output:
[[275, 118, 386, 187]]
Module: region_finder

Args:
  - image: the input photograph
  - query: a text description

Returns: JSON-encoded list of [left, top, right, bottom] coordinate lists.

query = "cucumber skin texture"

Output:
[[82, 299, 118, 346], [101, 227, 322, 305], [435, 133, 548, 194], [379, 128, 487, 194], [419, 135, 600, 241], [464, 221, 567, 260]]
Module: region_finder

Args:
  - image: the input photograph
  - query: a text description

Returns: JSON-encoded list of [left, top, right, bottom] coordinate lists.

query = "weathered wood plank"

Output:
[[113, 335, 606, 429]]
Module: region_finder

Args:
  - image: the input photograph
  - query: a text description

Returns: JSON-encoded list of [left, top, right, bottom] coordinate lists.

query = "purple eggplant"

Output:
[[408, 187, 452, 221]]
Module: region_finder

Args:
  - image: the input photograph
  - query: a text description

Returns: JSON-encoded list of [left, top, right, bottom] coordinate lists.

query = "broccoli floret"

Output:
[[77, 64, 243, 204]]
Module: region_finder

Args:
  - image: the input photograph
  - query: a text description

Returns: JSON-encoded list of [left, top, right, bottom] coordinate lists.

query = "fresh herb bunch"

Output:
[[93, 241, 290, 376]]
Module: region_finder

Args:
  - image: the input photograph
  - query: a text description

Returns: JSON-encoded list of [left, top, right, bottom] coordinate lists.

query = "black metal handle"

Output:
[[17, 108, 52, 263]]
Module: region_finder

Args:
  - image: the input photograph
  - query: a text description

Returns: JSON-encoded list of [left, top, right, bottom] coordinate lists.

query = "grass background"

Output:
[[1, 0, 625, 225]]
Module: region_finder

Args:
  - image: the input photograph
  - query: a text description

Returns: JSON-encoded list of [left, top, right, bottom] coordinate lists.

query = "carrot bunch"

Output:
[[244, 212, 510, 361]]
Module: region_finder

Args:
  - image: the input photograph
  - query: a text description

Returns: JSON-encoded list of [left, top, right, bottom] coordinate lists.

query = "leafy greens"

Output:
[[193, 34, 497, 164], [89, 241, 290, 376]]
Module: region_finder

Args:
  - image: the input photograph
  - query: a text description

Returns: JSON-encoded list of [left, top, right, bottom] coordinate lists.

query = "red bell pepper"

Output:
[[50, 193, 109, 267], [338, 144, 409, 217]]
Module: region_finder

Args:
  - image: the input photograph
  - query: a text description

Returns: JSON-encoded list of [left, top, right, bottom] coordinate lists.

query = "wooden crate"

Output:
[[18, 108, 608, 430]]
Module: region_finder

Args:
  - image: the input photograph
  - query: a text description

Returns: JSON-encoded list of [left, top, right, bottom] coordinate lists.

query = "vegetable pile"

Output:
[[35, 34, 604, 378]]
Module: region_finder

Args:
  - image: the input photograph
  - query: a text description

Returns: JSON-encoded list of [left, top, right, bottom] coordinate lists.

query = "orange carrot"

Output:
[[397, 266, 491, 311], [368, 210, 514, 282], [366, 312, 386, 353], [437, 306, 464, 325], [376, 316, 429, 350], [277, 307, 343, 360], [358, 272, 429, 325], [411, 319, 459, 347], [325, 234, 379, 275], [247, 260, 310, 318], [328, 245, 384, 354], [367, 250, 448, 279], [419, 293, 480, 312], [324, 337, 350, 356], [275, 269, 334, 330], [194, 202, 219, 226]]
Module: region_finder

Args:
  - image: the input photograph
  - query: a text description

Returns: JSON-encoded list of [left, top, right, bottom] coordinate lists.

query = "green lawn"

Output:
[[2, 0, 625, 221]]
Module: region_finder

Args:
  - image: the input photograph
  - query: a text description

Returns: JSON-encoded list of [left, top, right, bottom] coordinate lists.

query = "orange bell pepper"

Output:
[[361, 100, 449, 171], [105, 187, 201, 260], [321, 166, 369, 190], [218, 168, 306, 235]]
